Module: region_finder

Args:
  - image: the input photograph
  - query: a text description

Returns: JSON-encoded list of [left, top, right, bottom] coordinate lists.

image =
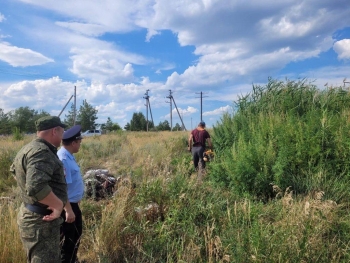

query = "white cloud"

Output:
[[203, 105, 232, 116], [164, 45, 323, 92], [292, 65, 350, 88], [0, 42, 54, 67], [19, 0, 153, 33], [163, 106, 197, 119], [56, 21, 107, 37], [333, 39, 350, 60], [69, 47, 149, 82], [0, 13, 5, 22], [1, 77, 78, 112], [258, 5, 327, 39], [0, 34, 10, 39], [155, 62, 176, 74], [146, 29, 160, 42], [14, 0, 350, 86], [95, 101, 127, 122]]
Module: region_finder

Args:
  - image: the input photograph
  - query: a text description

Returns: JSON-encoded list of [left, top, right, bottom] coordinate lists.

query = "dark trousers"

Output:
[[192, 146, 206, 170], [61, 202, 82, 263]]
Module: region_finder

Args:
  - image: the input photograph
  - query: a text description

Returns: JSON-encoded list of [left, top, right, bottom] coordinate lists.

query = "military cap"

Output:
[[63, 125, 82, 141], [35, 116, 67, 131]]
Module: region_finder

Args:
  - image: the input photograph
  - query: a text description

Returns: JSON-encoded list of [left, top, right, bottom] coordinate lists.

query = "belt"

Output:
[[24, 203, 52, 216]]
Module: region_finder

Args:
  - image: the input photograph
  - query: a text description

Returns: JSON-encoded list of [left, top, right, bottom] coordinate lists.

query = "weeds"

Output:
[[211, 78, 350, 202]]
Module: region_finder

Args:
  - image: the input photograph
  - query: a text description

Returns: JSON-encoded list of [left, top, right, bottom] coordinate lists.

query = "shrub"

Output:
[[210, 78, 350, 202]]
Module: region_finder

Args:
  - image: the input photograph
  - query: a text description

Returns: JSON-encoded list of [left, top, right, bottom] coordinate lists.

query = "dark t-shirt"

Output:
[[191, 128, 210, 147]]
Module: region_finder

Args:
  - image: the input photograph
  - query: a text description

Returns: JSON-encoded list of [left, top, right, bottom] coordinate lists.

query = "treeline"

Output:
[[124, 112, 183, 131], [0, 100, 183, 135], [0, 107, 49, 135], [0, 100, 101, 135]]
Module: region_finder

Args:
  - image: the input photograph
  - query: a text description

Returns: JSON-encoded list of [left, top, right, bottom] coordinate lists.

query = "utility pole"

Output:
[[166, 90, 173, 131], [143, 89, 154, 132], [58, 86, 77, 125], [166, 90, 186, 131], [73, 86, 76, 125], [195, 91, 208, 122], [58, 95, 73, 118], [343, 78, 350, 88]]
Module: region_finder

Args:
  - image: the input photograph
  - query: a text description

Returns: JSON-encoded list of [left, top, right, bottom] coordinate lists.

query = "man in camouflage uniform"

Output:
[[10, 116, 68, 263]]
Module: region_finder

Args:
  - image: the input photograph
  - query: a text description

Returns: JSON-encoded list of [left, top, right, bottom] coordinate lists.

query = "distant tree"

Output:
[[130, 112, 147, 131], [64, 103, 76, 127], [9, 107, 49, 133], [0, 108, 12, 134], [76, 100, 98, 131], [103, 117, 122, 132], [124, 122, 131, 131], [105, 117, 114, 131], [172, 123, 182, 131], [9, 107, 34, 133], [157, 120, 171, 131], [112, 123, 122, 131]]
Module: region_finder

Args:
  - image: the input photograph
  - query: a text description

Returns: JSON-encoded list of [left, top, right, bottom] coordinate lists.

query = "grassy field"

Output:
[[1, 129, 350, 263]]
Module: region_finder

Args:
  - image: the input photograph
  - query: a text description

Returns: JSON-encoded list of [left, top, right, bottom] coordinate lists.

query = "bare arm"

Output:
[[188, 134, 193, 151], [207, 138, 213, 149], [38, 191, 64, 221], [63, 201, 76, 223]]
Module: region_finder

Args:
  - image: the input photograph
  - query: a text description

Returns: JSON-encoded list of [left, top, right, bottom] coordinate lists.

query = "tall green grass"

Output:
[[211, 78, 350, 202], [87, 173, 350, 262]]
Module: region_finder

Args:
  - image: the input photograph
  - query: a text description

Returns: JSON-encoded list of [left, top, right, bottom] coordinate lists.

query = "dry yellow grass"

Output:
[[0, 200, 26, 263], [0, 131, 189, 262], [76, 131, 188, 175]]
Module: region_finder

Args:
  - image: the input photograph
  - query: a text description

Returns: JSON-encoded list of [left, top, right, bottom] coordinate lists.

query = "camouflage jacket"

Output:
[[10, 138, 67, 206]]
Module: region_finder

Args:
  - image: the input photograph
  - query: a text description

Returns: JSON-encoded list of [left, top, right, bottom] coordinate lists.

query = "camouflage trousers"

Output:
[[17, 204, 63, 263]]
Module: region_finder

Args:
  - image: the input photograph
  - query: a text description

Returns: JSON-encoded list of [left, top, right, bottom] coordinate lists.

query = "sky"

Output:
[[0, 0, 350, 130]]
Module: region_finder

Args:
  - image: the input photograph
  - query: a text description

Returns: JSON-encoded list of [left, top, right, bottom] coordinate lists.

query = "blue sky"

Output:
[[0, 0, 350, 130]]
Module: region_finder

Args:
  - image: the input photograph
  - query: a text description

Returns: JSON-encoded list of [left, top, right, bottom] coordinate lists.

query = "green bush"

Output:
[[12, 127, 23, 141], [210, 78, 350, 202]]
